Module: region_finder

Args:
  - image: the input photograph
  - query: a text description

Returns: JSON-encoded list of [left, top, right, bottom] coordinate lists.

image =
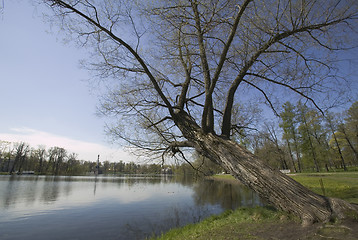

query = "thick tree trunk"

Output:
[[173, 111, 358, 225], [196, 133, 357, 224]]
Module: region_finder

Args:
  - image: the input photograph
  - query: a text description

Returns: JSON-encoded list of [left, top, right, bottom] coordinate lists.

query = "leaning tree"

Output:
[[43, 0, 358, 224]]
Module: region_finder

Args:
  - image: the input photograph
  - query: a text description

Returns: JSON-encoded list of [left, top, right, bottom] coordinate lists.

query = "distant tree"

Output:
[[43, 0, 358, 223], [25, 148, 39, 171], [0, 141, 11, 172], [344, 101, 358, 163], [325, 113, 347, 171], [10, 142, 29, 174], [279, 102, 301, 172], [66, 152, 80, 175], [34, 146, 47, 174], [297, 103, 321, 172], [254, 134, 282, 170], [337, 123, 358, 165], [115, 160, 126, 173], [48, 147, 67, 175], [173, 162, 196, 176]]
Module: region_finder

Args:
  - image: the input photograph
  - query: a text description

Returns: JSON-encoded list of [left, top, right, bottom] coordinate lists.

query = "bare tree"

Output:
[[10, 142, 30, 174], [263, 122, 289, 170], [34, 146, 47, 174], [48, 146, 67, 175], [42, 0, 358, 224]]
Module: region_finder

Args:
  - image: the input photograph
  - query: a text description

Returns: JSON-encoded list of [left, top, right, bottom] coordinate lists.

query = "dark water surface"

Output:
[[0, 175, 262, 240]]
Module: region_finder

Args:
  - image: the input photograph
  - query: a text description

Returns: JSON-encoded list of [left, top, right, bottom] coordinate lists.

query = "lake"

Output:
[[0, 175, 263, 240]]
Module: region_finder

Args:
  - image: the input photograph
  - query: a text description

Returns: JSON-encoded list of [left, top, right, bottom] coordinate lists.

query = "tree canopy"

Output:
[[41, 0, 358, 223], [43, 0, 358, 161]]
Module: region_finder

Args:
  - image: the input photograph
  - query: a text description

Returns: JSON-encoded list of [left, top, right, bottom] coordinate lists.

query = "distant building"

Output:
[[280, 169, 291, 174]]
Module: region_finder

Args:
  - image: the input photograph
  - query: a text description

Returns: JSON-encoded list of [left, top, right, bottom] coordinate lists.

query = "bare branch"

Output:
[[242, 79, 279, 116], [246, 72, 324, 115], [146, 116, 172, 129], [48, 0, 174, 115], [190, 0, 213, 132], [221, 14, 354, 136]]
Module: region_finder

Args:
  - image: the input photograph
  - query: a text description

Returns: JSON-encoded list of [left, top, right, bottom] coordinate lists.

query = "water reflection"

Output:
[[192, 179, 262, 210], [0, 175, 263, 240]]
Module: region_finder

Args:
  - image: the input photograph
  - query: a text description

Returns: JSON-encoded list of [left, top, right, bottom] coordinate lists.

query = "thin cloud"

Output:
[[0, 127, 134, 162]]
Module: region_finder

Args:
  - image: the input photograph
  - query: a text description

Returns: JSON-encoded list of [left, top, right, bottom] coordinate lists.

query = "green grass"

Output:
[[289, 172, 358, 204], [152, 207, 291, 240], [152, 171, 358, 240], [213, 172, 358, 204]]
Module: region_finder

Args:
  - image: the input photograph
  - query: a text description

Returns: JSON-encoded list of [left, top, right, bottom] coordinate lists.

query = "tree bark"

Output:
[[174, 111, 358, 225]]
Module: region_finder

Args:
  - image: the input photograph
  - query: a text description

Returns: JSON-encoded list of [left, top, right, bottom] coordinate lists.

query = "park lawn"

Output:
[[289, 172, 358, 204], [152, 171, 358, 240], [215, 171, 358, 204]]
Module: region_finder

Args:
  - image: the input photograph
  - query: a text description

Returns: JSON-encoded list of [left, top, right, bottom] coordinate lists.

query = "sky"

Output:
[[1, 1, 357, 163], [0, 0, 135, 162]]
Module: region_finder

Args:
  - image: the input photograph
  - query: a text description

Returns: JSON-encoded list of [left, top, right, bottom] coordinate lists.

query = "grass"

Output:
[[152, 171, 358, 240], [214, 171, 358, 204], [289, 172, 358, 204], [152, 207, 291, 240]]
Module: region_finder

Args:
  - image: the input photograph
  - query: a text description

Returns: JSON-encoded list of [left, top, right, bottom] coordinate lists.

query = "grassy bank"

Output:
[[152, 171, 358, 240], [290, 172, 358, 204], [152, 207, 296, 240], [214, 172, 358, 204]]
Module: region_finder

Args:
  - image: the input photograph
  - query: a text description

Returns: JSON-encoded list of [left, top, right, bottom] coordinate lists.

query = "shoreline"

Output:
[[153, 172, 358, 240]]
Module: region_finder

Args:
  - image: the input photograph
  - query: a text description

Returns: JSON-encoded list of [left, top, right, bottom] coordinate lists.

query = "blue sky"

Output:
[[0, 0, 134, 162], [1, 1, 357, 163]]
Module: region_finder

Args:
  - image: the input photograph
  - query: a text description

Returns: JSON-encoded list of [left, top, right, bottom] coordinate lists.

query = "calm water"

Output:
[[0, 175, 262, 240]]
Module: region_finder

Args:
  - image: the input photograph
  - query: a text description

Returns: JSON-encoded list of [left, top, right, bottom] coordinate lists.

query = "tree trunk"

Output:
[[6, 155, 11, 173], [286, 140, 297, 172], [174, 111, 358, 225], [341, 127, 358, 164], [293, 134, 303, 172]]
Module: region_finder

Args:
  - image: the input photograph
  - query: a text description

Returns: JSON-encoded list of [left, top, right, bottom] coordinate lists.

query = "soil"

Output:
[[245, 219, 358, 240]]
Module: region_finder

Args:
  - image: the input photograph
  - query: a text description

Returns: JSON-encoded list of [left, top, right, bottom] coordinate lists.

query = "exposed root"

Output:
[[328, 198, 358, 222]]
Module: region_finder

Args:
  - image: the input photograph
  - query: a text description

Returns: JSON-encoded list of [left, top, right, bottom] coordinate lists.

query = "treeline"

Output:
[[98, 161, 167, 175], [1, 101, 357, 175], [0, 143, 86, 175], [0, 139, 212, 176], [251, 101, 358, 172], [0, 142, 172, 175]]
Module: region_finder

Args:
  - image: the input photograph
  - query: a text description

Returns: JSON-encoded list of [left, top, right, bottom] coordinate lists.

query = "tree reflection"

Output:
[[2, 175, 18, 208], [192, 179, 263, 210], [41, 176, 61, 203]]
